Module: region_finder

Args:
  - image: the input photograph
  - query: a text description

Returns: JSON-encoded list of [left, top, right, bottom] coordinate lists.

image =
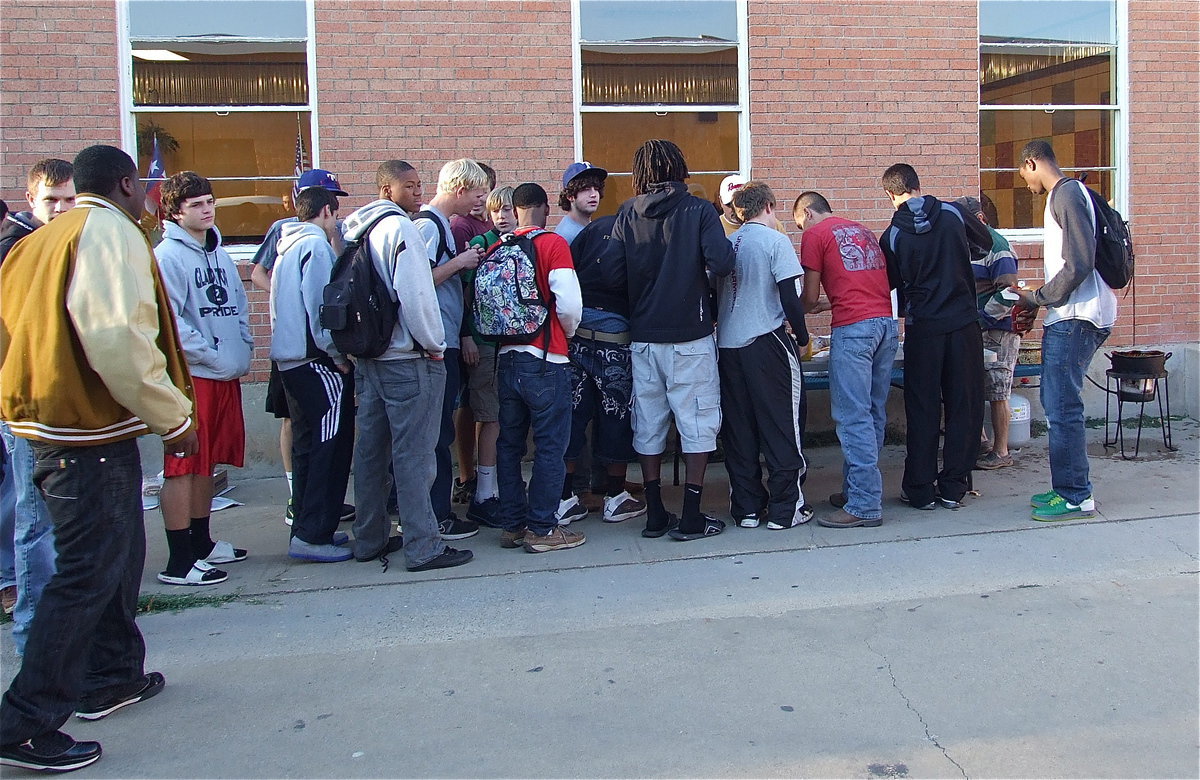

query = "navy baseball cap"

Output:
[[561, 161, 607, 189], [297, 168, 348, 196]]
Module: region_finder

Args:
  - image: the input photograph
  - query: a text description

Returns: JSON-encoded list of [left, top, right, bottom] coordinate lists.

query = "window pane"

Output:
[[580, 0, 737, 43], [581, 111, 738, 216], [129, 0, 306, 39], [980, 108, 1113, 229], [583, 48, 736, 105], [136, 111, 311, 242], [981, 43, 1113, 106], [134, 55, 307, 107], [981, 0, 1115, 106]]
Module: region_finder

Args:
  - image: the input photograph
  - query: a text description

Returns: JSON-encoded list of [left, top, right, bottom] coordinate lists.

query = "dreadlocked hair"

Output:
[[631, 139, 688, 196]]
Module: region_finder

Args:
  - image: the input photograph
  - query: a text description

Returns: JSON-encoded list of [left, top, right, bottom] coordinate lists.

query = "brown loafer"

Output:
[[817, 509, 883, 529]]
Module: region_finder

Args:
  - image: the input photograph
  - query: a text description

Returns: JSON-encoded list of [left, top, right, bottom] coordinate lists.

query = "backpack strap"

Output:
[[413, 209, 451, 265]]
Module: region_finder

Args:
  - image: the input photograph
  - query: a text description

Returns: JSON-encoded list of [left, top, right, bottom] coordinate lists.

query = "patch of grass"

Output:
[[137, 591, 240, 615], [1086, 414, 1186, 430]]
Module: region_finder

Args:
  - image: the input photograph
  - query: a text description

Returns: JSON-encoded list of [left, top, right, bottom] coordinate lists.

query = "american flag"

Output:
[[144, 135, 166, 218], [292, 129, 310, 200]]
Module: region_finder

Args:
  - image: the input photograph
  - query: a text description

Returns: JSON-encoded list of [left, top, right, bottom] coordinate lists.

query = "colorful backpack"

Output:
[[472, 229, 550, 346]]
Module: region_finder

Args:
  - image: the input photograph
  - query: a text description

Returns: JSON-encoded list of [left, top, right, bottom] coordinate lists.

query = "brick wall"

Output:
[[0, 0, 123, 203], [749, 0, 982, 340], [1125, 1, 1200, 347], [313, 1, 574, 205], [3, 0, 1196, 381]]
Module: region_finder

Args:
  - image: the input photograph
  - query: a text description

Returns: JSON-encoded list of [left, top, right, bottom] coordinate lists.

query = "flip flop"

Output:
[[204, 540, 247, 564], [157, 560, 228, 586], [641, 512, 679, 539], [668, 514, 726, 541]]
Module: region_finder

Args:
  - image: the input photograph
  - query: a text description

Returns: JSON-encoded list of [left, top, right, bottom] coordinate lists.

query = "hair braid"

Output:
[[631, 139, 689, 195]]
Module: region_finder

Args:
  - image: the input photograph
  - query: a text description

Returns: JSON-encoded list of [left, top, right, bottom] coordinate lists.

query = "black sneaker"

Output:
[[75, 671, 165, 721], [407, 546, 474, 572], [466, 497, 501, 528], [438, 513, 479, 540], [339, 503, 356, 523], [452, 477, 476, 505], [900, 490, 937, 511], [354, 535, 404, 563], [0, 731, 101, 773]]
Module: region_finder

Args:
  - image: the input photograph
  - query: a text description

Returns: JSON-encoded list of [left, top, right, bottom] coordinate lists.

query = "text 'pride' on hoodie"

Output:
[[155, 220, 253, 381]]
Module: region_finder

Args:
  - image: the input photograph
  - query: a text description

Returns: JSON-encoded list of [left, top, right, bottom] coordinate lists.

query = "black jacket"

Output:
[[879, 196, 992, 336], [607, 182, 734, 343], [570, 215, 629, 318], [0, 211, 40, 266]]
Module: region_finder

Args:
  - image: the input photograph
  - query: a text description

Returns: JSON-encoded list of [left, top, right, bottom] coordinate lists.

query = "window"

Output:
[[122, 0, 314, 244], [576, 0, 747, 215], [979, 0, 1125, 231]]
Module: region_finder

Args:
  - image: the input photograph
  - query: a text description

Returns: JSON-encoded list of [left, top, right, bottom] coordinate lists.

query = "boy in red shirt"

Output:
[[490, 183, 584, 553]]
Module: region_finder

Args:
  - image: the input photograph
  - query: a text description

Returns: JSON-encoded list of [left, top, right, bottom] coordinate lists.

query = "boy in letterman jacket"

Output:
[[154, 172, 253, 587]]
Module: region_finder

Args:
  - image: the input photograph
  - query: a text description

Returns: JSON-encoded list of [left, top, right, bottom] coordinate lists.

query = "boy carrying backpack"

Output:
[[477, 183, 584, 554]]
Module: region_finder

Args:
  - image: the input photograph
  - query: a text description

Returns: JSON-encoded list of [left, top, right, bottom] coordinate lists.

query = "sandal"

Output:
[[204, 540, 247, 564], [641, 512, 679, 539], [157, 560, 228, 586], [668, 514, 726, 541]]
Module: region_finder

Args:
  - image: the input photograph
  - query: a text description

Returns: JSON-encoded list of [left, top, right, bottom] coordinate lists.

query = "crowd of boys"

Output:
[[0, 137, 1115, 771]]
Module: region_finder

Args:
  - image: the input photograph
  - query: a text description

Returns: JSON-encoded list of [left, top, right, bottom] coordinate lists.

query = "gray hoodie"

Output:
[[270, 221, 345, 371], [341, 200, 446, 360], [155, 220, 253, 380]]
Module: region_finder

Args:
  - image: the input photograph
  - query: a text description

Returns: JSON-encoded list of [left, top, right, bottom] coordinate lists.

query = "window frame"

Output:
[[979, 0, 1129, 241], [572, 0, 750, 183], [117, 0, 320, 251]]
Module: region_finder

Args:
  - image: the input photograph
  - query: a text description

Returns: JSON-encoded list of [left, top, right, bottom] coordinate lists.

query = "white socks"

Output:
[[475, 465, 498, 501]]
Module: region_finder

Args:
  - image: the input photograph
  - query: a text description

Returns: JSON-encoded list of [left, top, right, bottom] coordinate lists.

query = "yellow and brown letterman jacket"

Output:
[[0, 194, 195, 446]]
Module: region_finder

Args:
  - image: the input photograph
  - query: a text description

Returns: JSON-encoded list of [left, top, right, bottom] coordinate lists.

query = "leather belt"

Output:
[[575, 327, 631, 345]]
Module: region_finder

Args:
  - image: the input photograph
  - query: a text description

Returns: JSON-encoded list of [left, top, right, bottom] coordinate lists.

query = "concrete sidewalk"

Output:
[[136, 420, 1200, 601], [2, 422, 1197, 779]]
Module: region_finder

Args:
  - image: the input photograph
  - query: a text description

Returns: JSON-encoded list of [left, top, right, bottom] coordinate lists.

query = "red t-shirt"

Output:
[[505, 226, 574, 359], [800, 216, 893, 328]]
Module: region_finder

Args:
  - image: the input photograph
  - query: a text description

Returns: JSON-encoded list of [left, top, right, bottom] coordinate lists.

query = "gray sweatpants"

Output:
[[352, 357, 446, 567]]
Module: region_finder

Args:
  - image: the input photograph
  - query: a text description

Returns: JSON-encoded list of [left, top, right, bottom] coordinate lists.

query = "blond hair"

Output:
[[486, 185, 515, 214], [436, 158, 489, 195]]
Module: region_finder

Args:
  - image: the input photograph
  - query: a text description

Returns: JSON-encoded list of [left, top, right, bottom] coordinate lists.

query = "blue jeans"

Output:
[[0, 425, 57, 655], [352, 358, 447, 567], [1, 439, 147, 744], [829, 317, 898, 520], [1041, 319, 1109, 504], [497, 352, 573, 535], [1, 441, 13, 589]]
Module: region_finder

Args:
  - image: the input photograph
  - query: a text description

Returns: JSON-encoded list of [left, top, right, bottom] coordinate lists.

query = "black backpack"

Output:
[[412, 209, 451, 265], [1077, 178, 1134, 290], [319, 213, 399, 359]]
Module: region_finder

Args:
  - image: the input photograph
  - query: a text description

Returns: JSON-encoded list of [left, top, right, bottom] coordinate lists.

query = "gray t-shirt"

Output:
[[554, 215, 588, 246], [716, 222, 803, 349], [414, 205, 463, 350]]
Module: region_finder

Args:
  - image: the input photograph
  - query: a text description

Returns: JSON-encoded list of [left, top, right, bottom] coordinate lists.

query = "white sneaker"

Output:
[[555, 495, 589, 526], [603, 491, 646, 523], [737, 514, 761, 529]]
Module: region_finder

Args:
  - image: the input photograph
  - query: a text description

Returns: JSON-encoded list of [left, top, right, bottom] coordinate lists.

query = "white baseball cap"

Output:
[[719, 174, 747, 205]]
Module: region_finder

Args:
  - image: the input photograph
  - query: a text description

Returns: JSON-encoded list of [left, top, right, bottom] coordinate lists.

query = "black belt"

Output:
[[574, 327, 631, 345]]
